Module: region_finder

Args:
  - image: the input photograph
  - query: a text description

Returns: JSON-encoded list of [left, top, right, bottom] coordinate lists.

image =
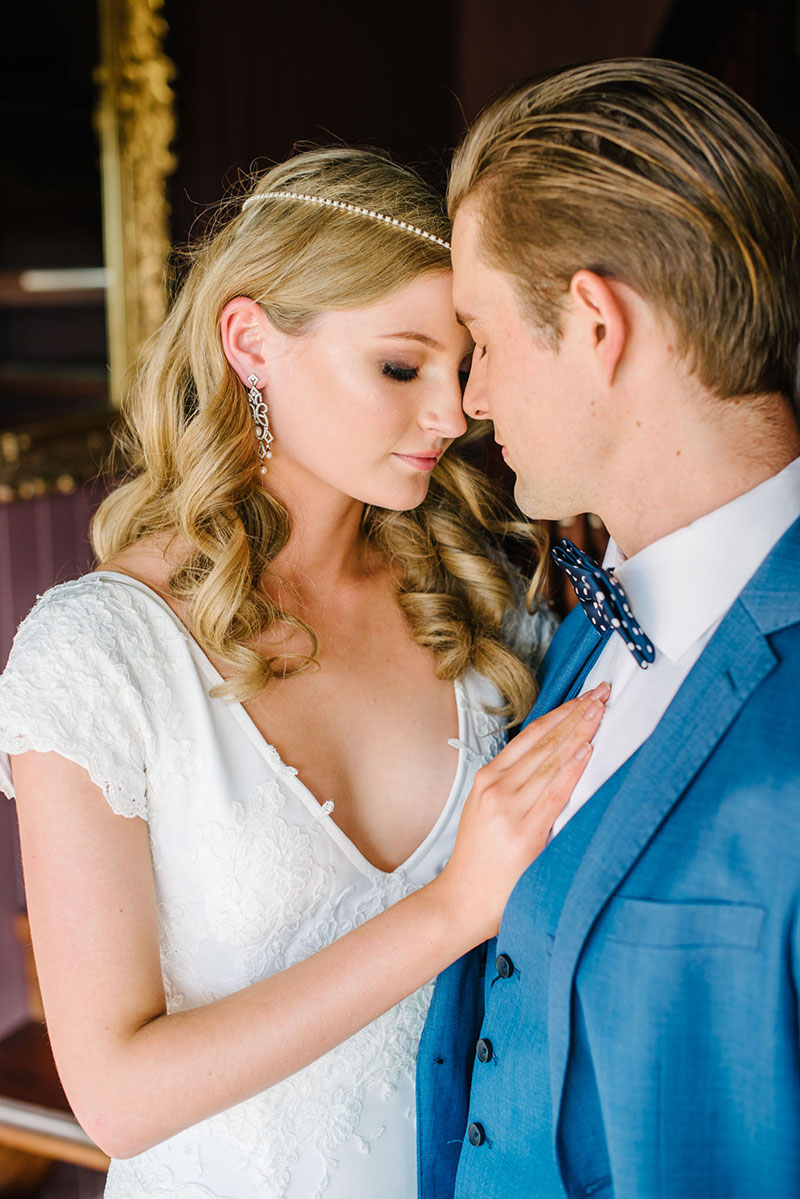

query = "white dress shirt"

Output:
[[551, 455, 800, 838]]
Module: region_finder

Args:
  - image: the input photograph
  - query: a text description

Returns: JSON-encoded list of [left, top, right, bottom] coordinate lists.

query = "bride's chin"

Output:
[[345, 471, 432, 512], [375, 482, 432, 512]]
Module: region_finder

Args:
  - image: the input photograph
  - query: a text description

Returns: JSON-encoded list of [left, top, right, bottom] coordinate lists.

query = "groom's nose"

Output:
[[462, 370, 489, 421]]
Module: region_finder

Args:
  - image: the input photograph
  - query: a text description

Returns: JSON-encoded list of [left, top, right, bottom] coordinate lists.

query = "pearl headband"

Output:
[[241, 190, 451, 250]]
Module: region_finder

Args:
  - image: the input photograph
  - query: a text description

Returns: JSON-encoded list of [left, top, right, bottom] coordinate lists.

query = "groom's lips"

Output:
[[494, 435, 513, 467]]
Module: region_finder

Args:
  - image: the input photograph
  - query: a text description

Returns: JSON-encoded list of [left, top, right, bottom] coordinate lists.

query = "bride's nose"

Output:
[[419, 381, 469, 439]]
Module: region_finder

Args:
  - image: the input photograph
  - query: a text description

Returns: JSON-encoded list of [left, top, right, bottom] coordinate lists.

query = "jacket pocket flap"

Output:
[[602, 897, 765, 949]]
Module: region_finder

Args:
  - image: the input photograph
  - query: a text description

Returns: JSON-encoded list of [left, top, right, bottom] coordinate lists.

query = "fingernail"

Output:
[[575, 742, 592, 760], [591, 681, 611, 700], [583, 700, 603, 720]]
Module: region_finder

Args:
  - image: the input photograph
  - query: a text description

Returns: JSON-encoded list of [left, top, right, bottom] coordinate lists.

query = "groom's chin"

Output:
[[512, 479, 571, 523]]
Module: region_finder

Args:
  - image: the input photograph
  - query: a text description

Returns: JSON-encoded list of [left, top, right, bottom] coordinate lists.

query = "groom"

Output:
[[417, 58, 800, 1198]]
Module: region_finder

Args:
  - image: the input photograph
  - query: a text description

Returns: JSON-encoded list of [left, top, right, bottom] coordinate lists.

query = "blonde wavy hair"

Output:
[[92, 147, 548, 723]]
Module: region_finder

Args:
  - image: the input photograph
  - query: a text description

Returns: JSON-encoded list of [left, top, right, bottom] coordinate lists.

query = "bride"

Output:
[[0, 147, 607, 1199]]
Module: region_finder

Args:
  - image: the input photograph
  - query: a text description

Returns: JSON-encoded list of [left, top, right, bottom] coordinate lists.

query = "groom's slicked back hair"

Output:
[[449, 58, 800, 400]]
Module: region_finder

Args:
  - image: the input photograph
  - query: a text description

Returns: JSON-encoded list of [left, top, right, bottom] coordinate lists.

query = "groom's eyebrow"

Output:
[[376, 331, 442, 349]]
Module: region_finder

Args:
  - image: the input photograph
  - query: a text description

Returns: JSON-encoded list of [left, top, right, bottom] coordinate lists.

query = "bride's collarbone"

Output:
[[247, 648, 456, 757]]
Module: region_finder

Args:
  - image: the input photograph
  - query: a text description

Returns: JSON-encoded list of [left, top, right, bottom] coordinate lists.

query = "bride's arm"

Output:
[[10, 684, 607, 1160]]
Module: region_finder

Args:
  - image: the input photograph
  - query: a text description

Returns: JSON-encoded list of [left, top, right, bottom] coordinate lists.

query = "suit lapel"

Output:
[[547, 566, 795, 1125], [523, 608, 605, 729]]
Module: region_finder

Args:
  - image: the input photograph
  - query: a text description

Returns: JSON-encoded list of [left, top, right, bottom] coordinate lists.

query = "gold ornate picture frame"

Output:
[[96, 0, 177, 407], [0, 0, 177, 502]]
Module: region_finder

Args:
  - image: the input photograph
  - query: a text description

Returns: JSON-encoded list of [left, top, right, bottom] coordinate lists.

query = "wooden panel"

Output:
[[0, 1141, 52, 1194], [0, 1126, 108, 1174]]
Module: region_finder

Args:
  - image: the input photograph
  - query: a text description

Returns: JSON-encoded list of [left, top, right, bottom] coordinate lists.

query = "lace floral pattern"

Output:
[[153, 775, 432, 1195], [194, 857, 434, 1198], [105, 1157, 238, 1199], [200, 980, 434, 1199], [158, 780, 334, 1005], [0, 578, 196, 817]]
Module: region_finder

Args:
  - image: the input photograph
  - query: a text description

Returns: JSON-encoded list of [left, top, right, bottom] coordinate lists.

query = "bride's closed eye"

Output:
[[382, 362, 419, 382]]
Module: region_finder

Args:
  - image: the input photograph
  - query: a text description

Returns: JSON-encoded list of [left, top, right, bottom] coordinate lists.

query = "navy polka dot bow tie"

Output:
[[551, 537, 656, 670]]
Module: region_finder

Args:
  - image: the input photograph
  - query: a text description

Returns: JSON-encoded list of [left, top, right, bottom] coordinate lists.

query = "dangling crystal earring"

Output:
[[246, 373, 273, 475]]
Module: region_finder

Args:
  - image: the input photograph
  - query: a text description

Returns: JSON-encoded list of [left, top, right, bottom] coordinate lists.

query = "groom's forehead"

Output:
[[450, 205, 506, 317], [450, 202, 482, 265]]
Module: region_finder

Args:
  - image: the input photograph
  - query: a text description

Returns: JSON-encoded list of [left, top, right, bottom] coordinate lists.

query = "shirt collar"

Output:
[[602, 456, 800, 663]]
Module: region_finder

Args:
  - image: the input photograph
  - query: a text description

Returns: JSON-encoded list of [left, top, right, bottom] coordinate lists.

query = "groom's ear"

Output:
[[568, 270, 627, 386]]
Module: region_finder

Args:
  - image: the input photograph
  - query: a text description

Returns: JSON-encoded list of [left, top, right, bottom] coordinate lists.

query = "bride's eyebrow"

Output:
[[455, 311, 476, 328], [375, 331, 442, 349]]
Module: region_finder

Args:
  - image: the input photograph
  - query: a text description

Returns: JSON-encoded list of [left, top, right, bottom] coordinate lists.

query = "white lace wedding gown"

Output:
[[0, 571, 551, 1199]]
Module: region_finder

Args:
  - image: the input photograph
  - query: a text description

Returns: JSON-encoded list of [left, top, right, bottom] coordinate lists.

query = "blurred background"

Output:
[[0, 1, 798, 1193]]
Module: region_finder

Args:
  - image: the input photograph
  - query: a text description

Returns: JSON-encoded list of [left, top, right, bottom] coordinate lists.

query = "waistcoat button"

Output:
[[496, 952, 514, 978], [475, 1037, 493, 1063], [467, 1121, 486, 1147]]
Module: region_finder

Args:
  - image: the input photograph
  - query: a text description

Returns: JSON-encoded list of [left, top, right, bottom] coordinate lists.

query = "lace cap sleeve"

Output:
[[0, 579, 153, 819]]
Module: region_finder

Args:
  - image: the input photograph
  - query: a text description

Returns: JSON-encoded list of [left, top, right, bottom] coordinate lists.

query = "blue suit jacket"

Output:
[[417, 514, 800, 1198]]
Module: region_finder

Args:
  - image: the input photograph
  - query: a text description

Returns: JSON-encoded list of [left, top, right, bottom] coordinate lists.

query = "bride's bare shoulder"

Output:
[[94, 531, 189, 595]]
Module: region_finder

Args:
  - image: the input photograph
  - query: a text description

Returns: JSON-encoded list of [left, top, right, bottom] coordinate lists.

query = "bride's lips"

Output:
[[393, 452, 442, 472]]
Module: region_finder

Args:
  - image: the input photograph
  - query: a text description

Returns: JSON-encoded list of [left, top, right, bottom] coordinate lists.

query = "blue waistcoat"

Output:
[[457, 756, 627, 1198], [418, 514, 800, 1199]]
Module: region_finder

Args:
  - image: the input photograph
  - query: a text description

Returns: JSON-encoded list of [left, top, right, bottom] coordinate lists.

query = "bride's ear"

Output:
[[220, 297, 272, 385]]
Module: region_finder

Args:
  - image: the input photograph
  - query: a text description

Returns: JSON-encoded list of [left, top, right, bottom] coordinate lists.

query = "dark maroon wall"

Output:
[[456, 0, 674, 120], [165, 0, 461, 245], [162, 0, 800, 255], [0, 485, 101, 1039]]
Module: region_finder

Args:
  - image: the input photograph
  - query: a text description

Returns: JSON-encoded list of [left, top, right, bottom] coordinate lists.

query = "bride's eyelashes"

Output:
[[382, 362, 419, 383], [381, 350, 479, 388]]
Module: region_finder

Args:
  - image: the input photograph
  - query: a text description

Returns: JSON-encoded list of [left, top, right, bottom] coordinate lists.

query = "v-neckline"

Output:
[[91, 570, 468, 880]]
